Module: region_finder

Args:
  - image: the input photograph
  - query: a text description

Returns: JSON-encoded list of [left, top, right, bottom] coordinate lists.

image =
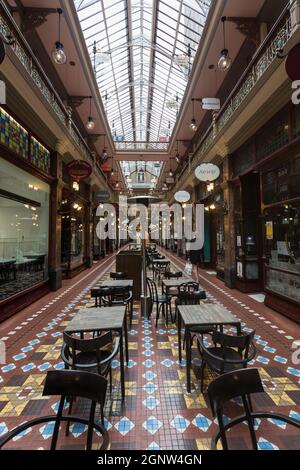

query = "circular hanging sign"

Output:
[[66, 160, 92, 183], [195, 163, 220, 182], [285, 43, 300, 81], [174, 191, 190, 203]]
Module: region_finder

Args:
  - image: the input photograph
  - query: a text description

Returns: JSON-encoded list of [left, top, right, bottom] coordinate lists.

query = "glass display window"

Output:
[[0, 158, 50, 301], [262, 157, 300, 205], [264, 202, 300, 302], [61, 199, 85, 271]]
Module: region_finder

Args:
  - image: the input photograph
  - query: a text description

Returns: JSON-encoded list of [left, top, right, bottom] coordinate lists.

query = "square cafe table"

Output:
[[100, 280, 134, 288], [91, 280, 133, 307], [177, 304, 242, 393], [162, 278, 193, 294], [65, 306, 127, 400]]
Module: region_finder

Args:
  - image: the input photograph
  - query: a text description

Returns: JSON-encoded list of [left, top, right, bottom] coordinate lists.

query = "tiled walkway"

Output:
[[0, 250, 300, 450]]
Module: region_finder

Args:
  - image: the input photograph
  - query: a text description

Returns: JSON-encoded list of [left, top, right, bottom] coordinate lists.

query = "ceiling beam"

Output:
[[114, 154, 169, 161]]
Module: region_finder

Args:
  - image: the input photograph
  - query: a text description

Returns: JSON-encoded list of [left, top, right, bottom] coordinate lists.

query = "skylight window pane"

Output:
[[74, 0, 211, 146]]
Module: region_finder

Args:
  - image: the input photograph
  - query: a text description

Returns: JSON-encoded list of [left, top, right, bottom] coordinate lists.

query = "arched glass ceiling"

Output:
[[74, 0, 211, 145]]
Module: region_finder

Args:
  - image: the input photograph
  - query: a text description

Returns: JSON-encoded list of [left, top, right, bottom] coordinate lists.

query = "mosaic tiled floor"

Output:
[[0, 250, 300, 450]]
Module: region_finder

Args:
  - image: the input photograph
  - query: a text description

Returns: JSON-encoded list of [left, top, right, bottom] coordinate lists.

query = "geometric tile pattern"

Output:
[[0, 251, 299, 450]]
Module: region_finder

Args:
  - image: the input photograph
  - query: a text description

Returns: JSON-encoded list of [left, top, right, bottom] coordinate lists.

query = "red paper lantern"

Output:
[[66, 160, 92, 183], [100, 163, 112, 173], [286, 43, 300, 81], [108, 175, 116, 184]]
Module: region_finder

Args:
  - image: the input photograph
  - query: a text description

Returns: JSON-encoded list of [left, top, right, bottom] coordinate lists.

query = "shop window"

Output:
[[256, 109, 289, 162], [262, 157, 300, 205], [216, 210, 225, 266], [232, 141, 255, 177], [0, 158, 49, 301], [292, 104, 300, 139], [61, 201, 85, 271], [264, 203, 300, 302]]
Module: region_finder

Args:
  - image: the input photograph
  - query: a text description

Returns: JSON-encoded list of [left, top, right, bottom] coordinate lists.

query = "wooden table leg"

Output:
[[119, 329, 125, 401], [186, 327, 191, 393]]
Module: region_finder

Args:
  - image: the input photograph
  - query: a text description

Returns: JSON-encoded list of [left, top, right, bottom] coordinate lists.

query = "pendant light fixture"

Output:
[[100, 135, 108, 162], [189, 99, 197, 131], [52, 9, 67, 65], [218, 17, 232, 72], [86, 96, 96, 130]]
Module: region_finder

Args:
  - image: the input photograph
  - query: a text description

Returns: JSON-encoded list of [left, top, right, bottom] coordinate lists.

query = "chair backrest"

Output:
[[44, 370, 108, 407], [165, 271, 183, 279], [110, 272, 128, 280], [63, 331, 113, 355], [207, 368, 264, 450], [110, 286, 132, 303], [178, 282, 199, 294], [177, 282, 203, 305], [211, 329, 255, 359], [147, 277, 158, 303], [91, 286, 112, 297]]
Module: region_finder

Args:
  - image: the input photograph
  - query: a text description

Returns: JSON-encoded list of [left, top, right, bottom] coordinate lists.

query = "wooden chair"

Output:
[[208, 368, 300, 450], [198, 330, 257, 392], [0, 370, 109, 451]]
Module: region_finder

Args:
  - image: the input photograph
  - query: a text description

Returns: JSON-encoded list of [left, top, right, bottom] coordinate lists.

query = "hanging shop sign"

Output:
[[285, 43, 300, 81], [174, 191, 190, 203], [166, 177, 175, 184], [66, 160, 92, 183], [195, 163, 220, 182], [95, 190, 110, 203]]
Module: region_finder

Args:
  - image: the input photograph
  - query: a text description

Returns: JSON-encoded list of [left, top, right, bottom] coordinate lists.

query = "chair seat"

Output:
[[157, 294, 172, 303], [168, 287, 179, 296], [203, 347, 244, 374]]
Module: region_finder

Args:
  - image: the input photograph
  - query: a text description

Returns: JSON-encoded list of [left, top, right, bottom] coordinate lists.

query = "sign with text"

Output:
[[195, 163, 220, 182]]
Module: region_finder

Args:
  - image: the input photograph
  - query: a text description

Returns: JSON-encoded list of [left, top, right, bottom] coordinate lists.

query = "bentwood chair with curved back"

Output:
[[0, 370, 109, 451], [174, 281, 210, 357], [197, 330, 257, 393], [102, 286, 134, 328], [147, 277, 172, 327], [61, 331, 120, 426], [207, 368, 300, 450]]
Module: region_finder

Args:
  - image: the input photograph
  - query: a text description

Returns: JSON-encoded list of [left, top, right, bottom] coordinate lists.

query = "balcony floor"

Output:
[[0, 250, 300, 450]]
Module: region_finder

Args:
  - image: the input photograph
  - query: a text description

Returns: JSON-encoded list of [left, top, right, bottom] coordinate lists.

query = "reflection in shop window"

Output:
[[265, 203, 300, 302], [0, 159, 49, 301]]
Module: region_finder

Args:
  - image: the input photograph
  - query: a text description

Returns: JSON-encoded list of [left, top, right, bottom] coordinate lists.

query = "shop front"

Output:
[[230, 104, 300, 321], [60, 173, 92, 278], [0, 107, 52, 320]]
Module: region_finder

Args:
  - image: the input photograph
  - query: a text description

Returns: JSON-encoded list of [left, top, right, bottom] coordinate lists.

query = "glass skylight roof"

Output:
[[121, 160, 163, 189], [74, 0, 211, 145]]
